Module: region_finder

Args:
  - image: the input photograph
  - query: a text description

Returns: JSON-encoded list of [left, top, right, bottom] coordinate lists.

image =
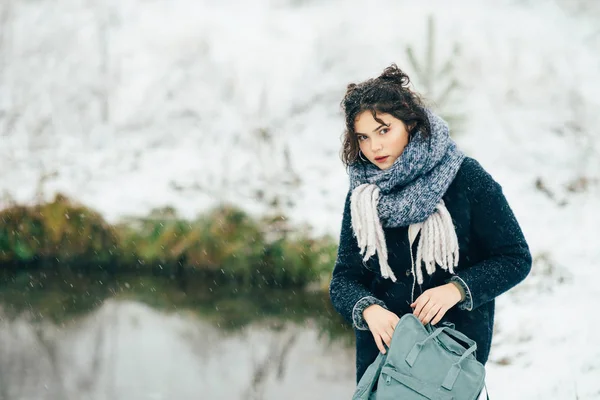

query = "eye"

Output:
[[379, 127, 389, 135], [357, 135, 368, 142]]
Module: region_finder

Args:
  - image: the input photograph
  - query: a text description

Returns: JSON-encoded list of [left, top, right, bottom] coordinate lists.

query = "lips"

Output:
[[374, 156, 389, 163]]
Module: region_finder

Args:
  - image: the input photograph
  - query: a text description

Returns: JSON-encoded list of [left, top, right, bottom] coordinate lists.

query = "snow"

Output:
[[1, 0, 599, 398]]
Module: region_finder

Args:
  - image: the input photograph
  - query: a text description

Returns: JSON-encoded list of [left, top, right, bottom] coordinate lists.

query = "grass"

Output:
[[0, 194, 338, 290]]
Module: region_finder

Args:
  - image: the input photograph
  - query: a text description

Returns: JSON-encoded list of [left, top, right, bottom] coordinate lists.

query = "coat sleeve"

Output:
[[329, 192, 387, 330], [449, 159, 532, 311]]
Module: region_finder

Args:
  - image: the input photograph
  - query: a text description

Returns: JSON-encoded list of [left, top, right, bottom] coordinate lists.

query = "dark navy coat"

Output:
[[329, 157, 532, 383]]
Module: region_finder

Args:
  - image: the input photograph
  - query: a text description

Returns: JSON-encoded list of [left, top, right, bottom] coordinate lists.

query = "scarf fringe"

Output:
[[351, 183, 459, 284]]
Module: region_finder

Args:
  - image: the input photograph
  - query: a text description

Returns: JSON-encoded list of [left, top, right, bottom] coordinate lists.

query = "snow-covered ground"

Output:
[[1, 0, 599, 398]]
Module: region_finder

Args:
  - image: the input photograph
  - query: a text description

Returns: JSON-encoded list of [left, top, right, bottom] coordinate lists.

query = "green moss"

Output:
[[0, 194, 119, 265], [181, 205, 266, 274], [0, 196, 339, 290]]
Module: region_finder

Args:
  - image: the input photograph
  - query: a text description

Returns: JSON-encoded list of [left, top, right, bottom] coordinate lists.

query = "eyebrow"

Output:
[[356, 123, 389, 136]]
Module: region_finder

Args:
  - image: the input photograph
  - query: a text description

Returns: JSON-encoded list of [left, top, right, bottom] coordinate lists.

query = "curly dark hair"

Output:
[[340, 64, 431, 166]]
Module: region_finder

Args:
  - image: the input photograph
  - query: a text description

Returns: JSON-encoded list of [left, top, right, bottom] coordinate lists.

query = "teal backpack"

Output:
[[352, 313, 487, 400]]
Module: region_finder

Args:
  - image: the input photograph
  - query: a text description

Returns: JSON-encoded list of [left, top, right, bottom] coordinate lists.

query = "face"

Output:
[[354, 111, 410, 170]]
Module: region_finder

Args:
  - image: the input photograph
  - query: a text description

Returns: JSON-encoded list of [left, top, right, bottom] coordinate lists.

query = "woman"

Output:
[[328, 64, 532, 389]]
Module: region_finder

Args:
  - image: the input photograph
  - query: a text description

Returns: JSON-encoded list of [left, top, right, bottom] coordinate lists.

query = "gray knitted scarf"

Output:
[[348, 109, 465, 285]]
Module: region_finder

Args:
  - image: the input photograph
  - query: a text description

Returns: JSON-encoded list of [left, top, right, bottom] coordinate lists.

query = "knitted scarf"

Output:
[[348, 109, 465, 285]]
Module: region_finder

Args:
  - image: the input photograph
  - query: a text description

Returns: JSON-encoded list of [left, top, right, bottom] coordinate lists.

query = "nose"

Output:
[[370, 138, 383, 153]]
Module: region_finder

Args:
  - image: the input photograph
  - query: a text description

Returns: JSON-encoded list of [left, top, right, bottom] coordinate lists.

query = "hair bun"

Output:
[[378, 64, 411, 88]]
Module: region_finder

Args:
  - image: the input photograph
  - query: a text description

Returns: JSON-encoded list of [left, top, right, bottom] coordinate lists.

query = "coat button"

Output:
[[406, 269, 412, 276]]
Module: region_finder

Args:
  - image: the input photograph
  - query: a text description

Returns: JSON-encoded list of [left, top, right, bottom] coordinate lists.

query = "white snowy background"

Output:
[[1, 0, 599, 398]]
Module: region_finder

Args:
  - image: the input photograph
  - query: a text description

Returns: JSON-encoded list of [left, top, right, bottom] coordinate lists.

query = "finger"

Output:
[[373, 333, 386, 354], [381, 331, 392, 348], [417, 301, 436, 322], [431, 306, 448, 326], [422, 304, 442, 325], [412, 296, 430, 317], [411, 290, 431, 308], [423, 302, 442, 323], [386, 328, 395, 342]]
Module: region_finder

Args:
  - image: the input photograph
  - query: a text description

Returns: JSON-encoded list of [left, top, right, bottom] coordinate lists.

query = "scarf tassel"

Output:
[[351, 184, 459, 286]]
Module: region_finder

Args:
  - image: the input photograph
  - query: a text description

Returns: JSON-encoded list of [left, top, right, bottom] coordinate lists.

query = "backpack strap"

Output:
[[352, 352, 387, 400], [478, 383, 490, 400], [441, 344, 478, 390], [406, 326, 477, 367]]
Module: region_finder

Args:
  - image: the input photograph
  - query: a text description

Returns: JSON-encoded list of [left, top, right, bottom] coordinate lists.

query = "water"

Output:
[[0, 271, 356, 400]]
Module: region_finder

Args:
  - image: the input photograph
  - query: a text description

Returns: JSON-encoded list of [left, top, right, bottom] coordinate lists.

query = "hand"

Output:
[[410, 283, 462, 326], [363, 305, 400, 354]]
